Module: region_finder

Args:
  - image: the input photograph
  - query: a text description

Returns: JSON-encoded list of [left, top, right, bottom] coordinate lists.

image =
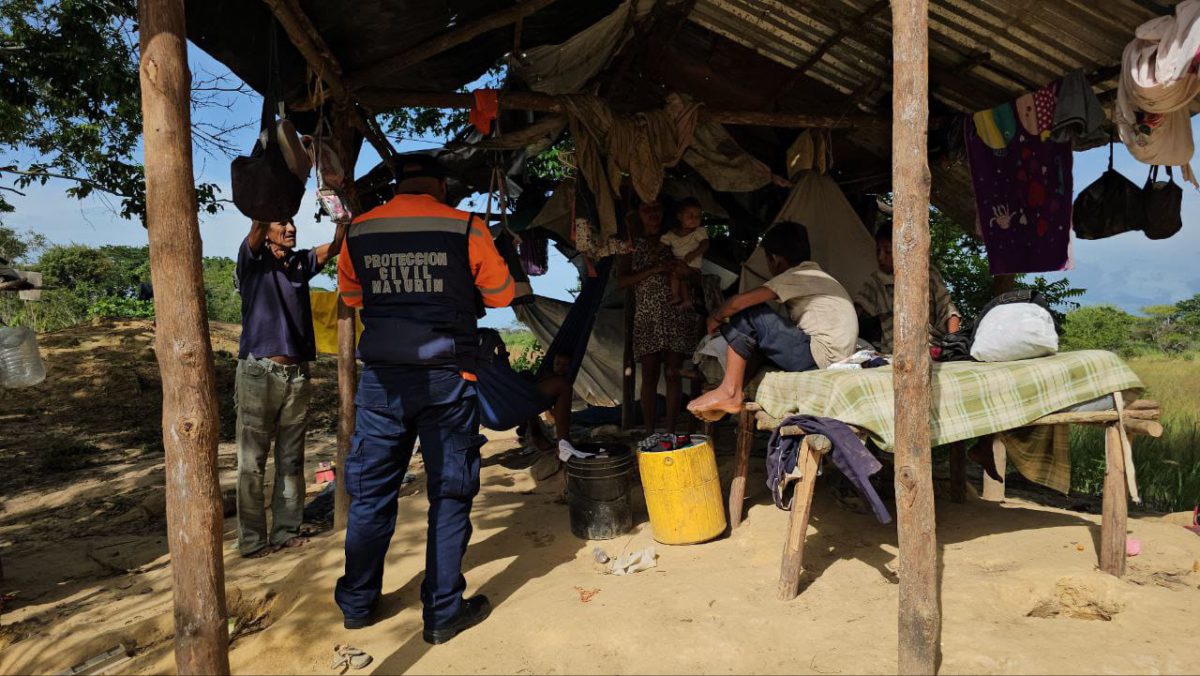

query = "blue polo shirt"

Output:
[[236, 237, 321, 362]]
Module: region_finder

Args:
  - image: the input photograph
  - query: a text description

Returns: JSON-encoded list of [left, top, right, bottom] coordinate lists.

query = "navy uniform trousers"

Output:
[[334, 366, 486, 628]]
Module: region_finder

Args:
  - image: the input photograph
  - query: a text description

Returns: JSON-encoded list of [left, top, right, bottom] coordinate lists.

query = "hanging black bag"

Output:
[[1142, 165, 1184, 240], [230, 23, 304, 222], [1072, 140, 1144, 240]]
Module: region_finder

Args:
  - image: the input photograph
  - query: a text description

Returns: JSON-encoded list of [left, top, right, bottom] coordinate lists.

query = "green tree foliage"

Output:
[[0, 223, 45, 262], [1059, 294, 1200, 357], [202, 256, 241, 324], [1, 0, 235, 221], [1060, 305, 1136, 353], [0, 232, 243, 330]]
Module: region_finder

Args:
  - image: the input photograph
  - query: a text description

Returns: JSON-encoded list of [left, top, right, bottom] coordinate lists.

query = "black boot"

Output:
[[343, 596, 380, 630], [423, 595, 492, 645]]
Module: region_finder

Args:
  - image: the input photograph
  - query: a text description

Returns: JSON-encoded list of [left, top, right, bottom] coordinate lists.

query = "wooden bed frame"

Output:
[[727, 396, 1163, 601]]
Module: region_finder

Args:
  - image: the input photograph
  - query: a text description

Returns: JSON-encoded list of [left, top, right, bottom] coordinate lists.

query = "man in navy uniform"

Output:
[[335, 155, 514, 644]]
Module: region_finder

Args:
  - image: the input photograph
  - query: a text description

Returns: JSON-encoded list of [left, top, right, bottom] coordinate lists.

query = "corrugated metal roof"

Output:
[[689, 0, 1179, 113]]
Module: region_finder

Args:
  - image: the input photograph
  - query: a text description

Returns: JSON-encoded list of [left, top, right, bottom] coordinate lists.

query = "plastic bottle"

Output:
[[0, 326, 46, 388]]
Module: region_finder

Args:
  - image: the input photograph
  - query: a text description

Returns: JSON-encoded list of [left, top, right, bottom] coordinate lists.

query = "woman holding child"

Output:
[[616, 198, 702, 433]]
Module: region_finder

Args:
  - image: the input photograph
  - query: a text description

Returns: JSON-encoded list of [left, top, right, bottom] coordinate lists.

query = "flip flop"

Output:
[[331, 645, 373, 674]]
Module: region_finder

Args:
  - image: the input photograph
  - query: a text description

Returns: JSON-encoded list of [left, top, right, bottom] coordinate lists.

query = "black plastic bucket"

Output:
[[566, 445, 634, 540]]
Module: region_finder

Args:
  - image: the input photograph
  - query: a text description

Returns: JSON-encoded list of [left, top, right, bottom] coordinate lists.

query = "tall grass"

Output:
[[1070, 358, 1200, 513]]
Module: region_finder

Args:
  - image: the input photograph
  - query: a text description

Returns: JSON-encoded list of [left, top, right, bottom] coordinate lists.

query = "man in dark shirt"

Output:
[[236, 218, 345, 558]]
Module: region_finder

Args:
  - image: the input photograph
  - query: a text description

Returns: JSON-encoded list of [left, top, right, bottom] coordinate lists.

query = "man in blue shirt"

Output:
[[235, 218, 345, 558]]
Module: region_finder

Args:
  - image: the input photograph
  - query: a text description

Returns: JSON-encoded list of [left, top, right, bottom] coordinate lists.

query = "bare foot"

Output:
[[242, 547, 272, 560], [687, 386, 744, 418]]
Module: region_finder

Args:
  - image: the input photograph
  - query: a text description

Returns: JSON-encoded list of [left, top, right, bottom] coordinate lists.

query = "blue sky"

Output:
[[2, 45, 1197, 325]]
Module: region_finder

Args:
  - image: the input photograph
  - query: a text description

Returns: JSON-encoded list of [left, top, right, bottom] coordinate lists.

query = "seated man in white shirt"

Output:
[[687, 221, 858, 420]]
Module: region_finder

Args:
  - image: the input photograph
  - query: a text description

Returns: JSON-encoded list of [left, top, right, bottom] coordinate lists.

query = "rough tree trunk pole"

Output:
[[331, 106, 362, 531], [891, 0, 941, 673], [335, 298, 357, 530], [137, 1, 230, 672]]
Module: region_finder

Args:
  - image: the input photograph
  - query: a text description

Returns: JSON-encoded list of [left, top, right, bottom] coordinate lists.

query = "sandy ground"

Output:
[[3, 320, 1200, 674]]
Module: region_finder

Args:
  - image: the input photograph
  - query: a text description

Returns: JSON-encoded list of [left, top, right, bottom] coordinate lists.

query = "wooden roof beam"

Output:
[[345, 0, 559, 91], [261, 0, 399, 163], [361, 88, 891, 129]]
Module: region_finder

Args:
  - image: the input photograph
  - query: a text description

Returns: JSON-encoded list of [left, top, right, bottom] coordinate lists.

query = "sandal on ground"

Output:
[[331, 645, 373, 674]]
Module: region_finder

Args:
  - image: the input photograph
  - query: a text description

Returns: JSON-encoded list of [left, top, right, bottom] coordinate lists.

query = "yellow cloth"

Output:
[[310, 290, 362, 355]]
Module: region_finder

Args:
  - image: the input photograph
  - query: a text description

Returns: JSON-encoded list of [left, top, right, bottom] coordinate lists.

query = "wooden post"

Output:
[[137, 1, 229, 672], [778, 434, 831, 601], [334, 298, 356, 530], [949, 442, 967, 504], [728, 408, 755, 529], [1099, 423, 1129, 576], [891, 0, 940, 672], [622, 289, 636, 431], [982, 435, 1007, 501], [330, 105, 361, 531]]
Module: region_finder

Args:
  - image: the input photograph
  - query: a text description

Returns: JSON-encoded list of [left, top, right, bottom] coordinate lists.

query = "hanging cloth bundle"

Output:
[[1072, 139, 1146, 240], [231, 21, 306, 222]]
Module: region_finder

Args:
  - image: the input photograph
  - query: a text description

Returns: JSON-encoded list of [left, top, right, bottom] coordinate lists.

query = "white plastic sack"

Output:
[[970, 303, 1059, 362]]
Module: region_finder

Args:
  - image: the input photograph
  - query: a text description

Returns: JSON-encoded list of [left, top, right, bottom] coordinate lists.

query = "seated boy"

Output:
[[687, 221, 858, 419], [660, 197, 709, 308], [853, 222, 960, 353]]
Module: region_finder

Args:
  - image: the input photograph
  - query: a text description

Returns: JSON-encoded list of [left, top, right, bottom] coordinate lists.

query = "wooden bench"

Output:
[[727, 395, 1162, 600]]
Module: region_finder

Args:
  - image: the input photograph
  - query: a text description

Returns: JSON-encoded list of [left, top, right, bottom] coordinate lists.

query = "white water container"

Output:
[[0, 326, 46, 388]]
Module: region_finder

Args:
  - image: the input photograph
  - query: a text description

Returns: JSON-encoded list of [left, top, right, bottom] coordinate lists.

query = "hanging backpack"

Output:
[[230, 22, 305, 222], [1072, 140, 1144, 240], [1142, 165, 1184, 240]]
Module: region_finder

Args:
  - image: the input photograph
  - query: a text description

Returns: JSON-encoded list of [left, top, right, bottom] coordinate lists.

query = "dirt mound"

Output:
[[0, 319, 340, 668]]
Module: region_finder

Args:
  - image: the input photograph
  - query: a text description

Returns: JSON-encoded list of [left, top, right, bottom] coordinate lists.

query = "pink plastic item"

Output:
[[1126, 538, 1142, 557]]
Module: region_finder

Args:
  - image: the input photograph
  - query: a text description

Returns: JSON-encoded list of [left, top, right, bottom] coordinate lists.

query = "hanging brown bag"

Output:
[[1142, 165, 1183, 240], [1072, 140, 1145, 240], [229, 22, 305, 222]]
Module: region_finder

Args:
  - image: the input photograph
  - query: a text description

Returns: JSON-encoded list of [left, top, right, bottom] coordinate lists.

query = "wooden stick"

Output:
[[1123, 419, 1163, 438], [982, 435, 1007, 501], [137, 1, 229, 672], [346, 0, 558, 90], [1028, 408, 1159, 425], [891, 0, 940, 671], [728, 408, 755, 530], [1100, 423, 1128, 577], [261, 0, 398, 164], [1126, 398, 1159, 411], [621, 295, 636, 432], [777, 435, 831, 601], [334, 298, 357, 530], [331, 105, 362, 531], [361, 89, 889, 129], [949, 441, 967, 504]]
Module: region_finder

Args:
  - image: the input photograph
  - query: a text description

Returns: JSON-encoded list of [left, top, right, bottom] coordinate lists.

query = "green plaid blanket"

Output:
[[748, 350, 1143, 493]]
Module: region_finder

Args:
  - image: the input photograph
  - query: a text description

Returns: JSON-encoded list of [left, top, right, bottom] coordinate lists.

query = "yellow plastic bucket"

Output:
[[637, 436, 726, 545]]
